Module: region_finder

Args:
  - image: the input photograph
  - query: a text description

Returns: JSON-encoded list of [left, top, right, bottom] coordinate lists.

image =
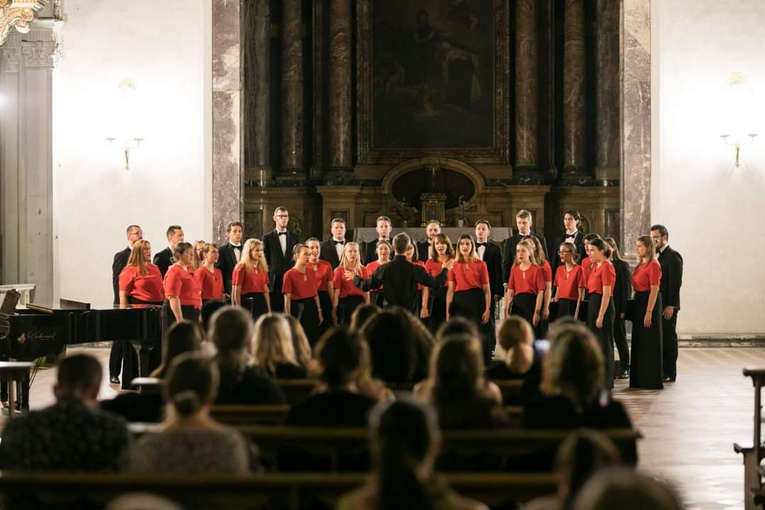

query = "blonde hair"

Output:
[[497, 316, 535, 374], [127, 240, 151, 276], [252, 314, 299, 376], [192, 240, 206, 269], [241, 238, 268, 273], [522, 236, 546, 265], [454, 235, 478, 263], [339, 242, 364, 273], [514, 242, 539, 266], [636, 235, 656, 264]]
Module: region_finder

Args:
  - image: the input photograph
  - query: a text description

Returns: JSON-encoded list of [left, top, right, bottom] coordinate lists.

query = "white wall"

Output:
[[653, 0, 765, 335], [52, 0, 211, 304]]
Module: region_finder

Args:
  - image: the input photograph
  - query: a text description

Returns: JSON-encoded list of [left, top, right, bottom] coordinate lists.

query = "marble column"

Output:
[[327, 0, 353, 175], [280, 0, 304, 180], [620, 0, 651, 261], [596, 0, 620, 182], [0, 28, 56, 303], [243, 0, 271, 185], [212, 0, 243, 242], [515, 0, 539, 177], [562, 0, 587, 178]]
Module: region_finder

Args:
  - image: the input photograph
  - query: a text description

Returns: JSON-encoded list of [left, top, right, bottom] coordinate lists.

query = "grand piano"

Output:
[[0, 290, 162, 407]]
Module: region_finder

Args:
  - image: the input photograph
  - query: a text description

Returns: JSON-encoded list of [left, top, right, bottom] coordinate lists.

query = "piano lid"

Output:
[[26, 299, 162, 313]]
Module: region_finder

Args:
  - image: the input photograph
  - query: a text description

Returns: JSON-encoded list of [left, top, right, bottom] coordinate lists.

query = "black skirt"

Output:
[[556, 298, 580, 321], [338, 295, 365, 325], [587, 293, 615, 390], [242, 292, 269, 321], [630, 291, 664, 389], [511, 292, 537, 326], [292, 297, 321, 347]]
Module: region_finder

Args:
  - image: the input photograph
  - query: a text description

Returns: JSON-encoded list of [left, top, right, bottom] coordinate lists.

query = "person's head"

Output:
[[515, 241, 538, 265], [200, 242, 219, 266], [430, 334, 486, 402], [543, 323, 605, 409], [241, 238, 267, 271], [554, 430, 621, 506], [54, 353, 102, 404], [127, 239, 152, 272], [455, 234, 477, 262], [521, 235, 546, 264], [497, 315, 534, 352], [404, 243, 418, 262], [253, 314, 298, 375], [604, 237, 623, 262], [273, 206, 289, 230], [152, 320, 203, 379], [305, 237, 321, 262], [199, 300, 227, 340], [340, 242, 362, 268], [315, 327, 369, 388], [330, 218, 347, 241], [375, 240, 392, 262], [283, 314, 313, 368], [164, 353, 219, 418], [166, 225, 184, 247], [650, 224, 669, 250], [210, 306, 253, 356], [172, 242, 194, 266], [516, 210, 533, 235], [636, 235, 655, 264], [583, 233, 601, 260], [563, 210, 581, 233], [587, 238, 610, 263], [226, 221, 243, 245], [573, 467, 684, 510], [368, 399, 442, 509], [559, 241, 578, 265], [475, 220, 491, 242], [192, 240, 206, 267], [292, 243, 310, 266], [392, 232, 411, 255], [376, 216, 392, 240], [431, 233, 454, 261], [436, 316, 479, 342], [350, 303, 382, 331], [125, 224, 143, 248], [425, 220, 441, 241]]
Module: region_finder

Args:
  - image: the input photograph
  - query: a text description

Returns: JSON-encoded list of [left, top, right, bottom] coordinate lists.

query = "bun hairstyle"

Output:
[[587, 238, 611, 259], [164, 352, 219, 417], [291, 243, 308, 261], [171, 242, 193, 262], [560, 241, 580, 263]]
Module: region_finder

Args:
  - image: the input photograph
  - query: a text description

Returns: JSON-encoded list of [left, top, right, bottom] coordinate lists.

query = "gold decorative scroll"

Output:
[[0, 0, 48, 46]]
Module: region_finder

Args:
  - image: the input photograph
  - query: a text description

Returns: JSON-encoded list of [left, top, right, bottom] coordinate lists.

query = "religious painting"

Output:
[[357, 0, 509, 164]]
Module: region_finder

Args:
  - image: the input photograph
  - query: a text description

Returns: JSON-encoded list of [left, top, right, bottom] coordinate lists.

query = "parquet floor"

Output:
[[13, 347, 765, 509]]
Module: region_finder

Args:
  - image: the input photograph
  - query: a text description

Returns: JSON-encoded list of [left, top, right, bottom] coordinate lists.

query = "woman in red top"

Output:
[[163, 242, 201, 330], [630, 235, 664, 389], [365, 240, 391, 308], [232, 238, 271, 320], [585, 238, 616, 389], [580, 233, 601, 321], [521, 236, 553, 339], [421, 233, 455, 333], [191, 240, 206, 270], [194, 243, 224, 304], [332, 242, 370, 326], [283, 244, 323, 346], [552, 241, 585, 320], [504, 243, 544, 328], [307, 237, 335, 333], [119, 240, 164, 306]]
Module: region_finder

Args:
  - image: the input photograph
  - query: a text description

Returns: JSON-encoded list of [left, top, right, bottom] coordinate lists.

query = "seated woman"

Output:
[[485, 316, 543, 404], [124, 352, 250, 474], [283, 314, 313, 369], [210, 306, 286, 405], [151, 320, 203, 379], [414, 335, 506, 430], [252, 314, 308, 379], [349, 302, 382, 332], [337, 399, 487, 510]]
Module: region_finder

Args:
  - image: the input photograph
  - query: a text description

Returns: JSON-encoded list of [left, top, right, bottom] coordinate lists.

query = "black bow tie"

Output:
[[565, 232, 577, 238], [333, 240, 345, 245], [231, 244, 241, 249], [476, 242, 487, 248], [277, 231, 287, 236]]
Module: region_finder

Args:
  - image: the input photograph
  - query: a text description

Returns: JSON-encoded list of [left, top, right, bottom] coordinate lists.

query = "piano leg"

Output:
[[129, 339, 154, 386], [121, 340, 140, 390], [19, 373, 29, 410]]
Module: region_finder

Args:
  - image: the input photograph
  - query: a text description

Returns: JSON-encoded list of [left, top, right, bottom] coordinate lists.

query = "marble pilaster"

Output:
[[596, 0, 621, 182], [562, 0, 587, 178], [514, 0, 539, 176], [620, 0, 651, 259], [280, 0, 304, 180], [212, 0, 243, 242], [327, 0, 352, 175], [243, 0, 271, 185]]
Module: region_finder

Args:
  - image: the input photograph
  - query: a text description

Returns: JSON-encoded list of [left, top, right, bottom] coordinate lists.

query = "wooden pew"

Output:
[[0, 471, 558, 509], [736, 367, 765, 510]]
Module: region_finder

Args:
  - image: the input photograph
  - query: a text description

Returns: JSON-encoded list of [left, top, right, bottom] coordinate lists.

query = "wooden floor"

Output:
[[8, 346, 764, 510]]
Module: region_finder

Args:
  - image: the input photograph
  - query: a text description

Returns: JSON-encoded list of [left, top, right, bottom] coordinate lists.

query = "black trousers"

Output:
[[339, 295, 365, 325], [451, 288, 491, 365], [662, 309, 679, 378], [291, 297, 321, 347], [613, 312, 630, 370], [587, 294, 615, 390]]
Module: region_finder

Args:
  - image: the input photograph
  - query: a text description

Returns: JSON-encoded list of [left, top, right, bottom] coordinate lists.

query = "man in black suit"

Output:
[[652, 224, 683, 383], [263, 206, 299, 313], [153, 225, 184, 277], [475, 220, 503, 361], [354, 233, 452, 313], [109, 225, 142, 385], [502, 209, 549, 284], [417, 220, 442, 262], [216, 221, 244, 299], [363, 215, 392, 264], [319, 217, 347, 270], [549, 210, 587, 275]]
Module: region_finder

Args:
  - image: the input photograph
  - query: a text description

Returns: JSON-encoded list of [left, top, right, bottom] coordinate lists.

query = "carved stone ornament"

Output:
[[0, 0, 48, 46]]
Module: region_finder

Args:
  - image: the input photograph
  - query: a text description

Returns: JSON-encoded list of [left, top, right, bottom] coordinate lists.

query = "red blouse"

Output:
[[283, 267, 318, 300], [164, 264, 201, 308], [587, 260, 616, 295], [507, 263, 544, 295], [412, 260, 427, 290], [194, 267, 224, 300], [232, 264, 269, 294], [310, 260, 334, 292], [554, 264, 585, 301], [632, 259, 662, 292], [119, 264, 164, 303], [581, 258, 595, 285], [333, 266, 369, 298], [541, 260, 553, 283], [448, 260, 489, 292]]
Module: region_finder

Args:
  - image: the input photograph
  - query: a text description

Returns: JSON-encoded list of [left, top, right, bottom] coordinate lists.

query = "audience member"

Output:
[[485, 316, 543, 404], [283, 314, 314, 370], [435, 316, 479, 341], [349, 303, 382, 332], [150, 320, 202, 379], [252, 314, 308, 379], [573, 467, 685, 510]]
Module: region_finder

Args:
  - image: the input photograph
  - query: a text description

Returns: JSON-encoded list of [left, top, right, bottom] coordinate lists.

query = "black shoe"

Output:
[[110, 376, 120, 385], [617, 368, 630, 379], [662, 376, 676, 383]]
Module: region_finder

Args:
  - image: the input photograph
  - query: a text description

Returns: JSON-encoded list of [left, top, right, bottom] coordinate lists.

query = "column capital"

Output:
[[20, 38, 56, 68], [0, 41, 20, 72], [0, 0, 48, 46]]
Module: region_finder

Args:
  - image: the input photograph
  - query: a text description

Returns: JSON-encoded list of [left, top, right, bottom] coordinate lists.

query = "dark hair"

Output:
[[315, 327, 368, 387], [210, 306, 253, 390], [556, 430, 621, 507], [57, 354, 102, 397], [151, 321, 202, 379], [392, 233, 411, 254], [429, 233, 455, 262], [425, 219, 441, 227], [226, 221, 243, 232], [475, 219, 492, 229], [125, 224, 141, 235], [273, 206, 288, 215], [650, 224, 669, 239], [564, 210, 581, 223], [291, 243, 308, 260], [430, 335, 486, 405], [436, 316, 478, 342], [560, 241, 580, 264], [573, 467, 684, 510], [588, 238, 611, 259], [200, 300, 227, 338], [172, 242, 193, 260], [164, 353, 219, 417], [349, 303, 382, 331], [166, 225, 182, 239], [583, 233, 601, 243], [305, 237, 320, 244], [370, 399, 439, 510], [603, 237, 623, 262]]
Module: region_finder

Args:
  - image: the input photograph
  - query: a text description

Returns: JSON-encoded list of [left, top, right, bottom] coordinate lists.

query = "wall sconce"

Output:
[[719, 72, 759, 168], [720, 133, 757, 168], [105, 78, 143, 170]]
